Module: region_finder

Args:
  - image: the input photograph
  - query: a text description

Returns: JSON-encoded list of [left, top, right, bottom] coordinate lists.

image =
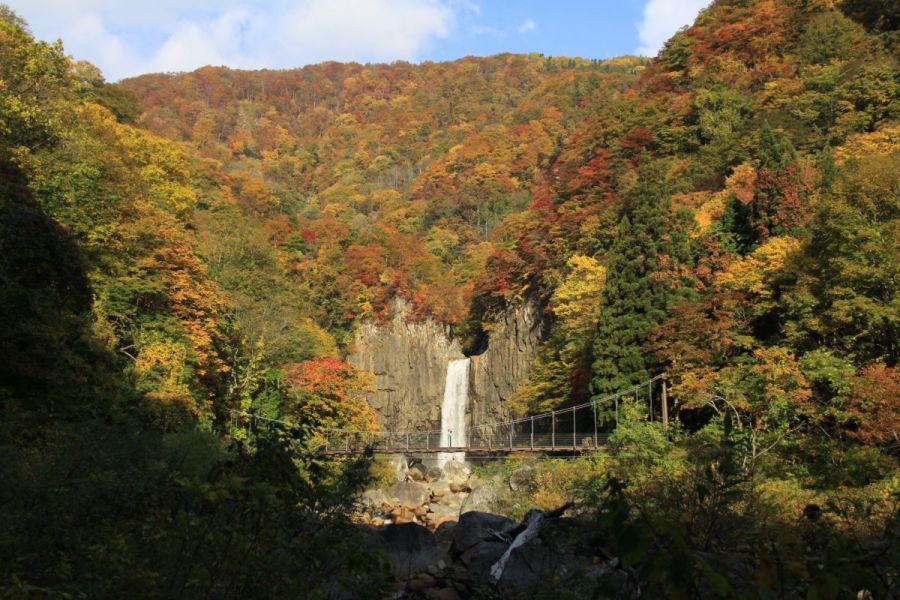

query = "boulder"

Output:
[[460, 480, 511, 515], [389, 480, 430, 509], [368, 522, 437, 578], [449, 481, 471, 494], [495, 538, 552, 594], [440, 460, 471, 486], [438, 491, 468, 509], [434, 521, 457, 545], [433, 521, 457, 558], [459, 541, 508, 582], [426, 466, 444, 482], [508, 465, 538, 493], [426, 504, 459, 530], [387, 454, 410, 482], [465, 474, 484, 490], [409, 463, 428, 482], [428, 503, 459, 520], [451, 511, 516, 554], [428, 515, 457, 530], [358, 488, 392, 513], [428, 479, 451, 498], [390, 506, 415, 525]]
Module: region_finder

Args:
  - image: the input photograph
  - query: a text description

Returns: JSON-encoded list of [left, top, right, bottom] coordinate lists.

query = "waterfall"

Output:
[[437, 358, 470, 467]]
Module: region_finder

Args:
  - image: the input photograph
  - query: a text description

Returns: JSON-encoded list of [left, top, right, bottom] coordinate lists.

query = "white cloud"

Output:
[[6, 0, 460, 80], [636, 0, 709, 57], [517, 18, 536, 35], [471, 24, 503, 37], [275, 0, 454, 65]]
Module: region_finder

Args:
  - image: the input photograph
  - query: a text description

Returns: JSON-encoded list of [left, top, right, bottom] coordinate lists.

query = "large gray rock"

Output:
[[428, 479, 451, 498], [451, 511, 517, 554], [509, 465, 538, 493], [428, 503, 459, 520], [440, 460, 471, 486], [366, 523, 437, 578], [460, 480, 512, 515], [358, 489, 392, 513], [409, 463, 428, 482], [438, 492, 468, 509], [496, 538, 552, 594], [387, 454, 409, 483], [460, 541, 508, 582], [389, 480, 430, 509]]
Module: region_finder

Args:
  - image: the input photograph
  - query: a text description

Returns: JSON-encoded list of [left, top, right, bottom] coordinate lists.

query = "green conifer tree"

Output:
[[590, 161, 675, 399]]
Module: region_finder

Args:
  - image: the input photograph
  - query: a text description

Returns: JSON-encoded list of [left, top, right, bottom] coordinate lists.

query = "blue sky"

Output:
[[9, 0, 709, 81]]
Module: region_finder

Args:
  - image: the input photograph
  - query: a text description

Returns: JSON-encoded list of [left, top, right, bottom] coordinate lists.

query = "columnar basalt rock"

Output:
[[348, 297, 545, 434], [348, 299, 464, 432], [469, 298, 544, 425]]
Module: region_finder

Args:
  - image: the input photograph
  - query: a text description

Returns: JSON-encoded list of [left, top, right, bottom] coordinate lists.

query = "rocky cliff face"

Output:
[[348, 298, 544, 432], [469, 299, 544, 425], [348, 299, 464, 432]]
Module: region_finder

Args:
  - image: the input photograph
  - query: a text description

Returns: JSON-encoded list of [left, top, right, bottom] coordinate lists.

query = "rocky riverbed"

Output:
[[353, 459, 636, 598], [355, 459, 506, 530]]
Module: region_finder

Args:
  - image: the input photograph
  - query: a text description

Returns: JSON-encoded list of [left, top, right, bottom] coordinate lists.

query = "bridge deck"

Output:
[[323, 444, 605, 455], [232, 374, 670, 457]]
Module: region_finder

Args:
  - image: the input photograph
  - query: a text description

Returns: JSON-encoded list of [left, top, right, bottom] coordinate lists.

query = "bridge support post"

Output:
[[661, 375, 669, 432], [593, 402, 598, 448], [530, 417, 534, 451], [508, 423, 513, 450], [551, 411, 555, 450], [573, 409, 577, 450]]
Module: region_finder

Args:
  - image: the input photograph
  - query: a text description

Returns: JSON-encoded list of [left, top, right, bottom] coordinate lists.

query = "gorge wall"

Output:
[[348, 298, 545, 433], [468, 300, 544, 425]]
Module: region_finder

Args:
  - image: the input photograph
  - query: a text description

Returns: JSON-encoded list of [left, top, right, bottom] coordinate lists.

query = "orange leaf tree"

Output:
[[283, 357, 378, 433]]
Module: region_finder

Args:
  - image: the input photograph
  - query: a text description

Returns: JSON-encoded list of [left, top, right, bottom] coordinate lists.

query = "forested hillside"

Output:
[[1, 0, 898, 596], [121, 55, 646, 339], [0, 7, 390, 596]]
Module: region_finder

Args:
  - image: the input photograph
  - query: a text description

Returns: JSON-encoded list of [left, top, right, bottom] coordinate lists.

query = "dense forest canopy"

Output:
[[1, 0, 898, 596]]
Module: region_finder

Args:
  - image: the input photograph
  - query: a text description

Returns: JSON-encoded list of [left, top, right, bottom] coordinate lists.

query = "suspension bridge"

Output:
[[233, 374, 670, 456]]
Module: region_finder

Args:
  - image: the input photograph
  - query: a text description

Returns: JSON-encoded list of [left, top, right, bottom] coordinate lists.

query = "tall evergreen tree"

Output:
[[590, 161, 679, 399]]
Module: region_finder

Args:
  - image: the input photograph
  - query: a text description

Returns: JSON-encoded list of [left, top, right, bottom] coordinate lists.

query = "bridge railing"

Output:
[[320, 427, 611, 453], [234, 374, 668, 454], [323, 429, 446, 453]]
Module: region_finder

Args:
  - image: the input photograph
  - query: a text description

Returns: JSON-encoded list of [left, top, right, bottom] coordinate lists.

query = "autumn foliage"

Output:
[[283, 357, 378, 432], [1, 1, 898, 596]]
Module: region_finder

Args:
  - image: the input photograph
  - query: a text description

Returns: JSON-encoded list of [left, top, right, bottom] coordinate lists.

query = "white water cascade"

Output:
[[437, 358, 470, 467]]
